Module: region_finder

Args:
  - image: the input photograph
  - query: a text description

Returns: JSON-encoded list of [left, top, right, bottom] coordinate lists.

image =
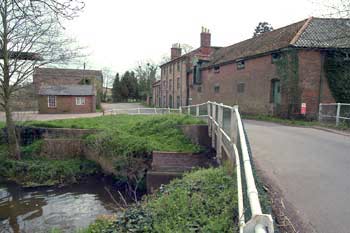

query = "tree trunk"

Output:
[[5, 104, 20, 160]]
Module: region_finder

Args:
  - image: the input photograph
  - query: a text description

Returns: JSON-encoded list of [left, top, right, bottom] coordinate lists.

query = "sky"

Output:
[[63, 0, 329, 74]]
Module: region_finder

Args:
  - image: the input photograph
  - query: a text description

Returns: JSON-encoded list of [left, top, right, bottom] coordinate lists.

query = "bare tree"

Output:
[[181, 43, 194, 54], [134, 60, 158, 100], [313, 0, 350, 17], [0, 0, 84, 159]]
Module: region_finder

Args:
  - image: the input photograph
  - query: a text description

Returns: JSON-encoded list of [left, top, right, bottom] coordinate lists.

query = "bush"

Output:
[[0, 158, 100, 187]]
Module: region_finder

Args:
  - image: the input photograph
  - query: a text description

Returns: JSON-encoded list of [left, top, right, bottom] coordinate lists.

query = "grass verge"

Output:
[[82, 167, 238, 233]]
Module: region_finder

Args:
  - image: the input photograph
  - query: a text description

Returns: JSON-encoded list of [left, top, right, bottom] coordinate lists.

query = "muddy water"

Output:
[[0, 177, 120, 233]]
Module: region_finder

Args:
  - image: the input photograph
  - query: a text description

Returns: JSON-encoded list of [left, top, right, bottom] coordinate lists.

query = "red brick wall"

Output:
[[38, 95, 95, 114], [190, 54, 278, 115], [298, 50, 335, 118]]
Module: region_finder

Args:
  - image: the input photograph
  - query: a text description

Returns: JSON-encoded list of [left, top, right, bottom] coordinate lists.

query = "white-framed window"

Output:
[[48, 96, 56, 108], [76, 97, 86, 105]]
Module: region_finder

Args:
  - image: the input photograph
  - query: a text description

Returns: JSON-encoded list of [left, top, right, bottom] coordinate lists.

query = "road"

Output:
[[244, 120, 350, 233], [0, 103, 145, 122]]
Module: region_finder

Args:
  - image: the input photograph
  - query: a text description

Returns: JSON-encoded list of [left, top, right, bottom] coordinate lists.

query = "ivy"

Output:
[[275, 49, 301, 117], [324, 50, 350, 103]]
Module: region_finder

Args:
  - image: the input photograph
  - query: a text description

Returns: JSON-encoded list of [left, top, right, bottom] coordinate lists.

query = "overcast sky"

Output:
[[63, 0, 329, 73]]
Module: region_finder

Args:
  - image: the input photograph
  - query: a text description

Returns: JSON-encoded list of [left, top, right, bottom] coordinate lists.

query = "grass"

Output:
[[81, 167, 238, 233], [28, 114, 205, 153]]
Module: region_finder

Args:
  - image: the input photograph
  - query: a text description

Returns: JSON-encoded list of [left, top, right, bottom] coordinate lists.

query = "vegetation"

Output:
[[29, 114, 204, 153], [0, 157, 100, 187], [82, 167, 239, 233], [253, 22, 273, 37]]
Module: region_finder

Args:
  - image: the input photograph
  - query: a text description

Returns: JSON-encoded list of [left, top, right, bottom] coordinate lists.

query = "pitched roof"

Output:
[[38, 85, 95, 96], [206, 17, 350, 67], [206, 19, 308, 66], [293, 17, 350, 48], [34, 67, 103, 81]]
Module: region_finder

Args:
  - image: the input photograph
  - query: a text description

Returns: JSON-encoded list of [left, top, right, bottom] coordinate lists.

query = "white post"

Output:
[[217, 104, 223, 163], [318, 104, 322, 122], [154, 108, 157, 114], [168, 107, 171, 114], [137, 108, 140, 114], [179, 107, 182, 114], [207, 102, 211, 136], [212, 104, 216, 149], [336, 103, 341, 127], [230, 107, 236, 145], [196, 105, 199, 117], [187, 107, 190, 115]]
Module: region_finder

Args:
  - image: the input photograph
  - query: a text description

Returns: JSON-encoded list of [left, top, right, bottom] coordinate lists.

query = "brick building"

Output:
[[154, 17, 350, 119], [157, 28, 220, 108], [33, 67, 103, 114]]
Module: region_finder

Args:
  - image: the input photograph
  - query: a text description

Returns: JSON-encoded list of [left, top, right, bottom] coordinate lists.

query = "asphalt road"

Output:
[[0, 103, 145, 122], [244, 120, 350, 233]]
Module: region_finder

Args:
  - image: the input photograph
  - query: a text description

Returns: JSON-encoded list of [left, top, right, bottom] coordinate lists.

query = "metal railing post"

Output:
[[230, 107, 237, 145], [179, 107, 182, 114], [196, 105, 199, 117], [217, 104, 223, 162], [318, 103, 322, 122], [207, 102, 211, 136], [212, 104, 216, 149], [187, 106, 191, 115], [336, 103, 341, 127], [168, 107, 171, 114]]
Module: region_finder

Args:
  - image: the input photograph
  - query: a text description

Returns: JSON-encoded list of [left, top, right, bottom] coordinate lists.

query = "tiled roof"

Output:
[[293, 18, 350, 48], [38, 85, 94, 96], [34, 68, 103, 81], [206, 19, 308, 67], [206, 17, 350, 67]]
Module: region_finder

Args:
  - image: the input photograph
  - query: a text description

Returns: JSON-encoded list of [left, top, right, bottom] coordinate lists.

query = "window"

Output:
[[214, 84, 220, 93], [193, 65, 202, 84], [177, 77, 180, 89], [177, 62, 180, 71], [48, 96, 56, 108], [271, 53, 281, 63], [237, 83, 245, 93], [76, 97, 86, 105], [237, 60, 245, 70], [169, 65, 172, 74], [214, 65, 220, 73], [169, 79, 172, 90], [177, 96, 180, 108]]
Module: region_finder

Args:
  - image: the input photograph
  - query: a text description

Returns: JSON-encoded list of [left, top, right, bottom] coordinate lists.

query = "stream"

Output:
[[0, 177, 120, 233]]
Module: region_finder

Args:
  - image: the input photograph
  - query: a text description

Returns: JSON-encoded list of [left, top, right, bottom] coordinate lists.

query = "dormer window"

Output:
[[214, 65, 220, 73], [271, 53, 282, 63], [236, 60, 245, 70]]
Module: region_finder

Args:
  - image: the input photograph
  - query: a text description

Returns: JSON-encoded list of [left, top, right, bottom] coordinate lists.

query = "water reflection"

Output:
[[0, 177, 119, 233]]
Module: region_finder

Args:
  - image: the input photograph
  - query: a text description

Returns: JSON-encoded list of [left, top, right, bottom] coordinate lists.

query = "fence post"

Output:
[[336, 103, 341, 127], [212, 104, 216, 149], [207, 102, 211, 136], [217, 104, 223, 163], [137, 108, 140, 114], [187, 107, 191, 115], [230, 107, 236, 145], [196, 105, 199, 117], [179, 107, 182, 114], [154, 108, 157, 114], [318, 104, 322, 122], [168, 107, 171, 114]]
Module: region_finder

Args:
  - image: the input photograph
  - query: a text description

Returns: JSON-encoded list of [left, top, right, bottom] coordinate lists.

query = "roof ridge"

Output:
[[290, 17, 313, 45]]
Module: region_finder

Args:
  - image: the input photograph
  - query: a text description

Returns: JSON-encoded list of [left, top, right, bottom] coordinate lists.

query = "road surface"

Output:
[[244, 120, 350, 233], [0, 103, 145, 122]]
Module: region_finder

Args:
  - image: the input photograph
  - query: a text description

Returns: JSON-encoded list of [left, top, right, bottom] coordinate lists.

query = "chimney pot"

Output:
[[200, 27, 211, 48]]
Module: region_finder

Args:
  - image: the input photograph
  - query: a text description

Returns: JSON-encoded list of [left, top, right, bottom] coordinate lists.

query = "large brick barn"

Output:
[[154, 17, 350, 119], [33, 67, 103, 114]]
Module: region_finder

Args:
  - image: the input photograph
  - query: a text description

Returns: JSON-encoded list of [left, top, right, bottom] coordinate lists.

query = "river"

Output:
[[0, 177, 120, 233]]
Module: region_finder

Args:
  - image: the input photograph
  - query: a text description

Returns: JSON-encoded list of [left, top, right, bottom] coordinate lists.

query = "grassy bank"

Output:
[[83, 167, 238, 233]]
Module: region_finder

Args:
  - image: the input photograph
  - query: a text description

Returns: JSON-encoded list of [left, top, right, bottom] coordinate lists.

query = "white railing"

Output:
[[319, 103, 350, 127], [103, 107, 180, 115], [181, 101, 274, 233]]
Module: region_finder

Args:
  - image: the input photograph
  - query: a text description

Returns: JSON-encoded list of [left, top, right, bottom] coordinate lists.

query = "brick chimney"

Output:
[[171, 43, 182, 60], [200, 27, 211, 48]]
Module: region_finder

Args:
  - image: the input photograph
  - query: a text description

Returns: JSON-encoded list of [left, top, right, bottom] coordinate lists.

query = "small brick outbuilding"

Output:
[[38, 85, 96, 114]]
